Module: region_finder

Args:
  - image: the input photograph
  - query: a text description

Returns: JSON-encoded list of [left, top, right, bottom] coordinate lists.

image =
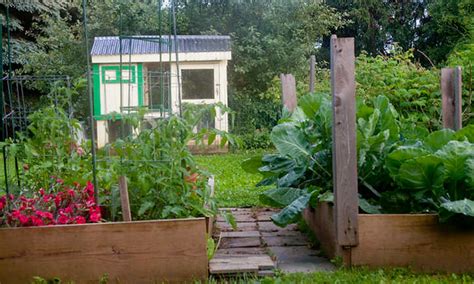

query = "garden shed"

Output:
[[90, 35, 232, 147]]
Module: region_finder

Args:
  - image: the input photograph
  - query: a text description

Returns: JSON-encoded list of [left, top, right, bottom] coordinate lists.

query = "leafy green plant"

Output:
[[244, 91, 474, 227], [105, 104, 237, 220]]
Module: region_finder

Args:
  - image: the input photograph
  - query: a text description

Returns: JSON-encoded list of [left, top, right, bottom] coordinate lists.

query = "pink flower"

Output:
[[39, 188, 45, 196], [75, 216, 86, 224], [89, 207, 101, 222], [19, 214, 29, 225], [67, 189, 75, 198], [56, 178, 64, 185], [76, 146, 84, 156], [85, 181, 94, 197], [31, 216, 43, 226], [57, 214, 69, 224]]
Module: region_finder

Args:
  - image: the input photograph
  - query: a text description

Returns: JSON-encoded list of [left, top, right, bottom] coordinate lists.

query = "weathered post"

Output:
[[309, 55, 316, 93], [330, 35, 359, 253], [280, 73, 297, 112], [441, 67, 463, 130], [118, 175, 132, 221]]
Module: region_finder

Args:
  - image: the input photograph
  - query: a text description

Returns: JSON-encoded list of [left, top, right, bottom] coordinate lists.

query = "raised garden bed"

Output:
[[0, 218, 208, 283], [304, 203, 474, 273]]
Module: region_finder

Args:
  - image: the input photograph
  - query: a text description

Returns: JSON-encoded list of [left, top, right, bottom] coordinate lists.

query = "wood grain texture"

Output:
[[454, 66, 463, 130], [352, 214, 474, 273], [280, 74, 297, 112], [118, 175, 131, 221], [0, 218, 208, 283], [441, 68, 455, 129], [303, 204, 340, 259], [330, 35, 359, 246]]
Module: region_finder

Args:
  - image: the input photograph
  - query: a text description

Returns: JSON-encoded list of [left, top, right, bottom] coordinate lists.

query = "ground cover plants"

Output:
[[243, 92, 474, 227]]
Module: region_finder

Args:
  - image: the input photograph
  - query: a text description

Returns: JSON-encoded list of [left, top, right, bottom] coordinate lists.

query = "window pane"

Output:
[[182, 69, 214, 100], [105, 70, 116, 81]]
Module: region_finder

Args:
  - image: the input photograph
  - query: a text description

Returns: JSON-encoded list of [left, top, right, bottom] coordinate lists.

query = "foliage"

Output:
[[2, 106, 92, 192], [244, 92, 474, 227], [384, 128, 474, 223], [0, 181, 101, 227], [104, 104, 236, 220], [195, 151, 269, 208], [355, 48, 442, 131]]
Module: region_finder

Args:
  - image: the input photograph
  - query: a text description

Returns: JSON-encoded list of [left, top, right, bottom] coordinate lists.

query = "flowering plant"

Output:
[[0, 181, 101, 227]]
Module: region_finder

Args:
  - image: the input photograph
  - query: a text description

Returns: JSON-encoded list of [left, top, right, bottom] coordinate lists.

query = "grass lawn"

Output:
[[195, 150, 270, 208]]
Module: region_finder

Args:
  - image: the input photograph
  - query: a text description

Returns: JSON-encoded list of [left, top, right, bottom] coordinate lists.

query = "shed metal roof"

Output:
[[91, 35, 231, 56]]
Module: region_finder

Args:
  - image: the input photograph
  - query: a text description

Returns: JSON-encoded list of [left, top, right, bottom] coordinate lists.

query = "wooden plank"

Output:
[[352, 214, 474, 273], [220, 237, 261, 248], [330, 35, 359, 247], [118, 175, 131, 221], [309, 55, 316, 93], [280, 73, 297, 112], [441, 67, 463, 130], [215, 247, 267, 256], [221, 231, 260, 238], [303, 204, 340, 259], [210, 256, 275, 273], [454, 66, 463, 130], [0, 218, 207, 283]]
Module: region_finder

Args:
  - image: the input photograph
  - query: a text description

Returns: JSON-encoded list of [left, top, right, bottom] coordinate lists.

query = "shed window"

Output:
[[182, 69, 214, 100], [104, 70, 117, 81]]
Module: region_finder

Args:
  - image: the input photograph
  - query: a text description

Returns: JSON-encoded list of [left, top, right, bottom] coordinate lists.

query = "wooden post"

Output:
[[309, 55, 316, 93], [118, 175, 132, 222], [330, 35, 359, 248], [441, 67, 462, 130], [280, 73, 297, 112]]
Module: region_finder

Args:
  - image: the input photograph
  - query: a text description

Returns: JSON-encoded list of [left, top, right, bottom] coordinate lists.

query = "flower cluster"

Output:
[[0, 181, 101, 227]]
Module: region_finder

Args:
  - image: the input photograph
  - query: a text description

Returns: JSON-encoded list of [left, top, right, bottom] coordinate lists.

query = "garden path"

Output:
[[209, 208, 335, 277]]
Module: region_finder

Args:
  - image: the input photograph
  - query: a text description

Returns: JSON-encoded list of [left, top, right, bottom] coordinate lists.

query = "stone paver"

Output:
[[210, 208, 334, 276]]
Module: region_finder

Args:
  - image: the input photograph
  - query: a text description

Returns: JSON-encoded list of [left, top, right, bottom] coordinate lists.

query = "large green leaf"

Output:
[[396, 155, 445, 193], [359, 197, 382, 214], [299, 93, 322, 119], [435, 141, 474, 182], [455, 125, 474, 143], [241, 155, 263, 174], [271, 123, 311, 161], [440, 199, 474, 222], [385, 146, 430, 176], [424, 129, 456, 152], [271, 192, 313, 227], [260, 187, 311, 208]]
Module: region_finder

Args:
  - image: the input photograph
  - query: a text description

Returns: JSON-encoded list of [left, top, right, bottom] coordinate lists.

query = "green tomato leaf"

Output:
[[138, 201, 155, 216]]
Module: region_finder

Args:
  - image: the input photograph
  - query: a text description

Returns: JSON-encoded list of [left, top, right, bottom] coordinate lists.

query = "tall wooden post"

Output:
[[280, 73, 297, 112], [330, 35, 359, 250], [309, 55, 316, 93], [441, 67, 462, 130]]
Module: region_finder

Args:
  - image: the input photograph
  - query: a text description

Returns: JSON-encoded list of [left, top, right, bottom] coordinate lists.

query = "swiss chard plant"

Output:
[[244, 92, 474, 227]]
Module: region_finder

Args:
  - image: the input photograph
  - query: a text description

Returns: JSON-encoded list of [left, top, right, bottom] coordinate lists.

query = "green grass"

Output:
[[195, 150, 269, 208], [205, 268, 473, 283]]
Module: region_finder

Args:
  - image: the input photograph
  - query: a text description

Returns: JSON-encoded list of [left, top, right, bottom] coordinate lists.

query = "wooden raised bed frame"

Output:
[[0, 218, 208, 283], [304, 203, 474, 273], [298, 35, 473, 273]]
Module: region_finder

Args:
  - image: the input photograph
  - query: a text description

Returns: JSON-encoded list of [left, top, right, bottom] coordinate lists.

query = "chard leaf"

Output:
[[424, 129, 456, 152], [277, 166, 307, 187], [271, 123, 311, 161], [260, 187, 311, 208], [271, 192, 313, 227]]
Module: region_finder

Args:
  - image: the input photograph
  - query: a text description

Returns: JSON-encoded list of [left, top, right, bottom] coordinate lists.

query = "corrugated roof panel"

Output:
[[91, 35, 231, 56]]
